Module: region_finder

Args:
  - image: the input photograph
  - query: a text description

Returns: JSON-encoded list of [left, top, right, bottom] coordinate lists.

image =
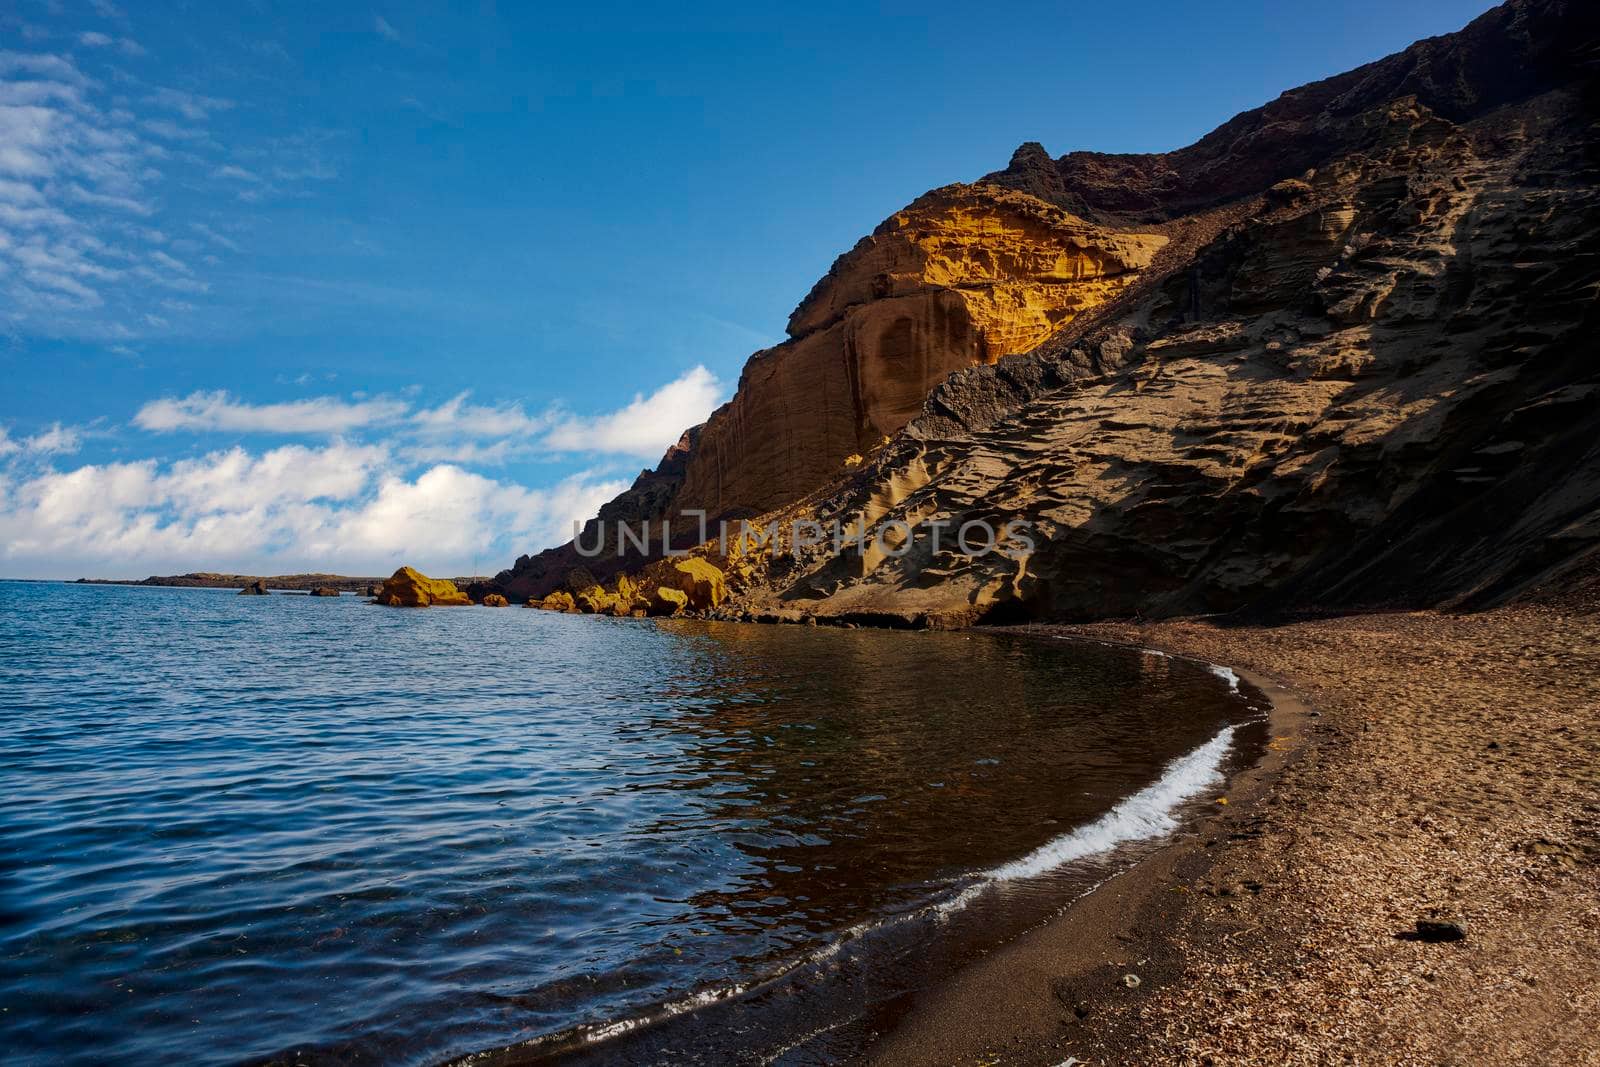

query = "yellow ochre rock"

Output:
[[535, 590, 577, 612], [672, 558, 727, 611], [481, 593, 509, 607], [377, 566, 472, 607], [649, 586, 689, 616], [669, 185, 1167, 519]]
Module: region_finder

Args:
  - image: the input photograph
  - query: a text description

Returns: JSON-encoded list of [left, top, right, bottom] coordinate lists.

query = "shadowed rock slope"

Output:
[[506, 0, 1600, 622]]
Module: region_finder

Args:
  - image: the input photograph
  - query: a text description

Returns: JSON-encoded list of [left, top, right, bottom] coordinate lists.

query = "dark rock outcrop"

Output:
[[238, 579, 270, 596], [308, 587, 340, 598], [507, 0, 1600, 625]]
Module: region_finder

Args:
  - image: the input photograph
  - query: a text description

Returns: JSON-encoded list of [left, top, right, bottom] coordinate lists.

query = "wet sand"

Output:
[[866, 607, 1600, 1065]]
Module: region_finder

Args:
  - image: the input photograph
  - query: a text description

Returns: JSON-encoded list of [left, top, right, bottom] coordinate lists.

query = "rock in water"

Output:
[[536, 591, 578, 612], [238, 579, 269, 596], [481, 593, 509, 607], [376, 566, 472, 607], [308, 587, 340, 597], [649, 586, 689, 616]]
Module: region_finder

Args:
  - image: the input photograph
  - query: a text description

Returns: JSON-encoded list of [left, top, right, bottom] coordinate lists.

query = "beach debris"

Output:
[[1122, 973, 1142, 988], [1402, 912, 1468, 943]]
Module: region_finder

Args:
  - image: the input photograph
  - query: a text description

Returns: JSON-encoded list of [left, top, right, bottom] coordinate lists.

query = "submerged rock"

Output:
[[308, 586, 340, 597], [376, 566, 472, 607]]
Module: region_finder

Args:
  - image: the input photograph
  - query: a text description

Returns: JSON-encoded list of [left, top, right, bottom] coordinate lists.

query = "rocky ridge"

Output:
[[506, 0, 1600, 626]]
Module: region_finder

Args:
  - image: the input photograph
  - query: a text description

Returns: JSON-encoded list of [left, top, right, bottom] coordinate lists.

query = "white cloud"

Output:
[[23, 421, 81, 455], [213, 163, 260, 183], [134, 390, 410, 434], [77, 32, 115, 48], [189, 221, 239, 251], [0, 441, 627, 578], [543, 364, 723, 458], [374, 16, 400, 42], [132, 367, 721, 459], [147, 87, 232, 121], [411, 392, 551, 440]]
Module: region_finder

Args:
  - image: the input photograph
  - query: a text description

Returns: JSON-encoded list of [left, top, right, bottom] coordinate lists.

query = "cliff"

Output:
[[504, 0, 1600, 623]]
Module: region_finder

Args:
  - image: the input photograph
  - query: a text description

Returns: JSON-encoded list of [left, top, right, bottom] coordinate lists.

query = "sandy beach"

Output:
[[867, 607, 1600, 1065]]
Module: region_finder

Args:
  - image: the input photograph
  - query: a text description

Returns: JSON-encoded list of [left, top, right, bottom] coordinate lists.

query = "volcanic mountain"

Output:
[[499, 0, 1600, 625]]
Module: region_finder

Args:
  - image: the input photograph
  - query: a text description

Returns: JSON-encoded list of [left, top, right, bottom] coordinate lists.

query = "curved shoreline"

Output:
[[450, 627, 1263, 1066], [861, 628, 1310, 1066], [869, 607, 1600, 1065]]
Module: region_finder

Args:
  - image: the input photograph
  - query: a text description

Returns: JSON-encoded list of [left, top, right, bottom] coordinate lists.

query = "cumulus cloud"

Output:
[[132, 366, 725, 461], [0, 440, 627, 578], [411, 393, 551, 440], [543, 365, 724, 458], [134, 390, 410, 434]]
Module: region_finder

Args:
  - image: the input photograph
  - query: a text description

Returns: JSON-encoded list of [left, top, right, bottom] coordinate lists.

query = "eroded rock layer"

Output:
[[505, 0, 1600, 622], [738, 84, 1600, 623], [673, 187, 1164, 520]]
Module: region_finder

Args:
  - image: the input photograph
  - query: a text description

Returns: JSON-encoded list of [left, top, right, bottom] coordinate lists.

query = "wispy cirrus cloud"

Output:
[[0, 39, 338, 340]]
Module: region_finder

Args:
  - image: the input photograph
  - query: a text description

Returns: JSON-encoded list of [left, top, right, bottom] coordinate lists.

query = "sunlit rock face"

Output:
[[496, 186, 1164, 600], [670, 185, 1165, 519]]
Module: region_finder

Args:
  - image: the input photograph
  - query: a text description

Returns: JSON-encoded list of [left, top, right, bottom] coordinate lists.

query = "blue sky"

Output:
[[0, 0, 1496, 578]]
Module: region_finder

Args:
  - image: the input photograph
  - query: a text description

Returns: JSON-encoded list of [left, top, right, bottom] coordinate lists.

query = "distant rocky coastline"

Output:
[[74, 572, 488, 593]]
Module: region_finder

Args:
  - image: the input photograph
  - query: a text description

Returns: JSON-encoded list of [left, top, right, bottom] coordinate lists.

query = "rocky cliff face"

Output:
[[498, 184, 1164, 600], [672, 187, 1165, 520], [505, 0, 1600, 622]]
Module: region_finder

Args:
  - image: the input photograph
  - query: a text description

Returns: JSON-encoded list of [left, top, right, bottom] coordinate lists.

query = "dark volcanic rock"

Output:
[[238, 579, 270, 596], [982, 0, 1600, 222], [502, 0, 1600, 626]]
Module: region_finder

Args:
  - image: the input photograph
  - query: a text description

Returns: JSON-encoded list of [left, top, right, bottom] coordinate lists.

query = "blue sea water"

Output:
[[0, 581, 1256, 1064]]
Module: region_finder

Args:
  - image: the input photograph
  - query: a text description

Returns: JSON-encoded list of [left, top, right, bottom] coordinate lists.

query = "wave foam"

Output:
[[937, 724, 1237, 915]]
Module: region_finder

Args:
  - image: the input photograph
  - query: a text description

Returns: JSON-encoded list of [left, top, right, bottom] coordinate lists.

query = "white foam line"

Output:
[[1208, 664, 1241, 692], [939, 723, 1237, 914]]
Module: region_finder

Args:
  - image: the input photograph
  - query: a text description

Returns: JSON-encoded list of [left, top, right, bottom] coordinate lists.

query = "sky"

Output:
[[0, 0, 1498, 579]]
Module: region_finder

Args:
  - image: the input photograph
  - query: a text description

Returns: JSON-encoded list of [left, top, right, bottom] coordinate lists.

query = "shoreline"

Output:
[[861, 638, 1308, 1066], [865, 607, 1600, 1065]]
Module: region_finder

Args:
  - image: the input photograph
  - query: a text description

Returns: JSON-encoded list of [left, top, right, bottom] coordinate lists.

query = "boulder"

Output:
[[481, 593, 509, 607], [565, 567, 601, 594], [649, 586, 689, 616], [238, 579, 269, 596], [672, 558, 727, 610], [308, 586, 340, 597], [537, 590, 577, 612], [376, 566, 472, 607], [364, 584, 382, 597], [575, 588, 615, 614]]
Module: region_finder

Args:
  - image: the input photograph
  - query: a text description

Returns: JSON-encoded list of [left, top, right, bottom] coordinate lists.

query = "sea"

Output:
[[0, 580, 1263, 1064]]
